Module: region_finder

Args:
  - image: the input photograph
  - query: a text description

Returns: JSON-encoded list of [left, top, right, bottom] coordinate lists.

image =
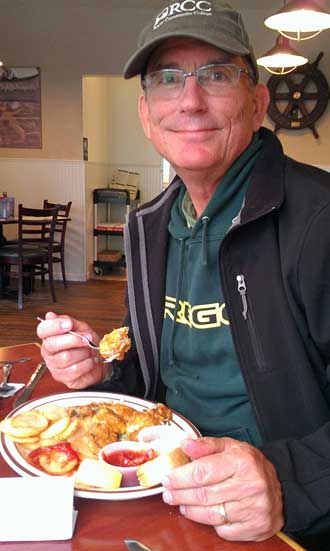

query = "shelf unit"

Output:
[[93, 188, 131, 276]]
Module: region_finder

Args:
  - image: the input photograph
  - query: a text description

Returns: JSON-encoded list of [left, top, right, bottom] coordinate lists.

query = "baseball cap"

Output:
[[123, 0, 258, 81]]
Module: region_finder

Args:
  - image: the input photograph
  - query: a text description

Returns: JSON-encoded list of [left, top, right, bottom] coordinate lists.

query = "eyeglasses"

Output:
[[142, 63, 254, 100]]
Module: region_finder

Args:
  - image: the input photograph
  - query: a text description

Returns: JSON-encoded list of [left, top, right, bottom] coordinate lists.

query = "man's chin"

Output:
[[171, 153, 222, 174]]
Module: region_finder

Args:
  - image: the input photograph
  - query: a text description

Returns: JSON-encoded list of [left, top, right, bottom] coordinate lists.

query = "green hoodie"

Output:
[[160, 133, 263, 446]]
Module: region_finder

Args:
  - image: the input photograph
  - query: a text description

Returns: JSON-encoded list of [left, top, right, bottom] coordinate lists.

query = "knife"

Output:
[[13, 362, 47, 408], [124, 540, 152, 551]]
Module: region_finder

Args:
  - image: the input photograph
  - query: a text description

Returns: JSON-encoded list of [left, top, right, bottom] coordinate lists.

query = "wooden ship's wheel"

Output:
[[267, 53, 330, 139]]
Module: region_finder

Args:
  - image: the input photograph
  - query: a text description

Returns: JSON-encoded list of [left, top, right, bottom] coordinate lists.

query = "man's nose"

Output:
[[178, 74, 208, 109]]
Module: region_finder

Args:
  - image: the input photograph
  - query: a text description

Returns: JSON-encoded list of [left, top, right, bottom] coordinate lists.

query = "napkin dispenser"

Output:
[[0, 195, 15, 219], [0, 477, 78, 541]]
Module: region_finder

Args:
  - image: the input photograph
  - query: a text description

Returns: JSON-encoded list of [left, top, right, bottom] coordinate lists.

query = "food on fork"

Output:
[[98, 326, 131, 361]]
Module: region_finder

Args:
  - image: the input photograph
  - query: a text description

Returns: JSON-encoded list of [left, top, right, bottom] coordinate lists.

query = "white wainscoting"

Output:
[[0, 157, 87, 281]]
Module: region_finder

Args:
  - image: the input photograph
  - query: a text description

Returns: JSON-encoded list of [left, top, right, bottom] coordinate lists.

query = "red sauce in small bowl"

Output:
[[103, 447, 157, 468]]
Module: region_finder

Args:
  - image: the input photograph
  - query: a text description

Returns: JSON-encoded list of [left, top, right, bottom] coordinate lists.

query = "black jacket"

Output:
[[98, 128, 330, 541]]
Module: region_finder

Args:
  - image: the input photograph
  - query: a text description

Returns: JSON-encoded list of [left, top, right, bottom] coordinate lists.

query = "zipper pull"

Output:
[[236, 274, 248, 320]]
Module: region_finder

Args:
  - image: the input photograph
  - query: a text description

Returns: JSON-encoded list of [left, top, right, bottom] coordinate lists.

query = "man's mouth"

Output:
[[169, 127, 219, 140]]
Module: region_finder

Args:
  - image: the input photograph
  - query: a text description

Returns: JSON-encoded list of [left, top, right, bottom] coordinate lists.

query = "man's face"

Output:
[[139, 38, 269, 181]]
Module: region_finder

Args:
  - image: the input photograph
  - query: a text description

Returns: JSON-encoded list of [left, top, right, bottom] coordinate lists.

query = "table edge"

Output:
[[0, 342, 41, 350], [277, 532, 306, 551]]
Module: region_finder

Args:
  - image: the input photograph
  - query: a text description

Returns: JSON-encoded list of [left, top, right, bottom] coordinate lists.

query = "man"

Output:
[[38, 2, 330, 549]]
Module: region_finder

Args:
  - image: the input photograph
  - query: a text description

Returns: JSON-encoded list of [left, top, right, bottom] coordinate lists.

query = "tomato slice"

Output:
[[29, 442, 79, 475]]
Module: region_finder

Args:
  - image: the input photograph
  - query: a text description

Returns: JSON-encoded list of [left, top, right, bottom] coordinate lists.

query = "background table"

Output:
[[0, 217, 18, 244], [0, 343, 304, 550]]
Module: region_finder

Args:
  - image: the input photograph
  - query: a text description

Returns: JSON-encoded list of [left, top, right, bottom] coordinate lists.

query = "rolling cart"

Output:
[[93, 188, 131, 276]]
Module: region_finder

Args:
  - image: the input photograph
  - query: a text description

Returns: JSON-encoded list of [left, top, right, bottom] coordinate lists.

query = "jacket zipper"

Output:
[[236, 274, 267, 371]]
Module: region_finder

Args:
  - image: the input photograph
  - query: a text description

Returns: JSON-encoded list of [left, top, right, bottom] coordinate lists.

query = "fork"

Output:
[[37, 317, 119, 362], [37, 316, 99, 348]]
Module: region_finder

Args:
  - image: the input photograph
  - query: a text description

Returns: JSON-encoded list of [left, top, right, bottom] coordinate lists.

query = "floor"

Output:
[[0, 277, 127, 348], [89, 265, 127, 282]]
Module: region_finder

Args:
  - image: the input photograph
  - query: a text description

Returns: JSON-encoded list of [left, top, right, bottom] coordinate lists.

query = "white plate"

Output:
[[0, 391, 200, 500]]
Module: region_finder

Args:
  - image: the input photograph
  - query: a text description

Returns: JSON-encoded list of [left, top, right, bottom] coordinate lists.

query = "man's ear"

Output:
[[138, 94, 151, 139], [252, 83, 270, 131]]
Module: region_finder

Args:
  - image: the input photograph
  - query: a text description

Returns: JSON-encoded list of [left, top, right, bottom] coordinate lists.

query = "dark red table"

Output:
[[0, 343, 304, 551]]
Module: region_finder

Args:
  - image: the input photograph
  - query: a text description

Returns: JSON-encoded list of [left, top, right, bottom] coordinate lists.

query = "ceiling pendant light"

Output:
[[264, 0, 330, 41], [257, 35, 308, 74]]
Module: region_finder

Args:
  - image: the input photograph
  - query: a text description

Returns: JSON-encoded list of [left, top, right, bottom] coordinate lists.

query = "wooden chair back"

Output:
[[43, 199, 72, 286], [0, 204, 59, 309], [19, 204, 58, 249]]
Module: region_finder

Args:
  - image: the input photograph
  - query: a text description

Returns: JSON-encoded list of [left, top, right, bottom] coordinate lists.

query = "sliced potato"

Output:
[[37, 404, 65, 421], [0, 413, 49, 438], [55, 418, 79, 441], [7, 434, 40, 444], [39, 416, 70, 440], [12, 411, 49, 430]]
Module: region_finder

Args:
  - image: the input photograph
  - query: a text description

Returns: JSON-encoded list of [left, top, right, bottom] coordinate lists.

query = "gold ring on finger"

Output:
[[217, 502, 230, 525]]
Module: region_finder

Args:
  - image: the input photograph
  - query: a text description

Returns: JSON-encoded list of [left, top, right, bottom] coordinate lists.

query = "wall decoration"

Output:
[[0, 66, 41, 148], [266, 53, 330, 139], [83, 137, 88, 161]]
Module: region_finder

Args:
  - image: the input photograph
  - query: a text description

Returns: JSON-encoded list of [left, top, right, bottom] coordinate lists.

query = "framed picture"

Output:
[[0, 66, 42, 148]]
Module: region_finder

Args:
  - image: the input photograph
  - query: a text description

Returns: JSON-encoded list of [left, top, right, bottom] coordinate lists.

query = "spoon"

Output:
[[0, 363, 15, 392], [37, 317, 119, 363]]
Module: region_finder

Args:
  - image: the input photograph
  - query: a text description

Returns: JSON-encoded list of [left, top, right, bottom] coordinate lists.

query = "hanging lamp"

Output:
[[264, 0, 330, 41], [257, 35, 308, 74]]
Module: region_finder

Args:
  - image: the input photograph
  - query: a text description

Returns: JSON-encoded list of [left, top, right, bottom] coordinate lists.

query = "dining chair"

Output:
[[0, 204, 59, 309], [43, 199, 72, 287]]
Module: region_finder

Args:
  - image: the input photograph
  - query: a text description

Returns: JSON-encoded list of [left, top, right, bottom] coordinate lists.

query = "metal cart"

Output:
[[93, 188, 131, 276]]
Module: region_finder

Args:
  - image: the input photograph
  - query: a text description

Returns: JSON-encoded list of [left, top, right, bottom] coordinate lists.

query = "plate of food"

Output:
[[0, 392, 200, 500]]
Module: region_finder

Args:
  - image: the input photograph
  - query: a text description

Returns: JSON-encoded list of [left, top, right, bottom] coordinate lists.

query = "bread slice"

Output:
[[137, 447, 190, 488], [75, 458, 122, 490]]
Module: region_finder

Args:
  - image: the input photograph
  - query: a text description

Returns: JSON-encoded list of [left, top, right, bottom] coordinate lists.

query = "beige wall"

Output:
[[83, 76, 159, 166], [83, 77, 111, 164], [107, 77, 159, 166], [0, 2, 328, 166]]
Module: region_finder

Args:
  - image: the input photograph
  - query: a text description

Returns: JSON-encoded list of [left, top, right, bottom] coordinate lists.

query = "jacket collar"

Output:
[[240, 127, 286, 224]]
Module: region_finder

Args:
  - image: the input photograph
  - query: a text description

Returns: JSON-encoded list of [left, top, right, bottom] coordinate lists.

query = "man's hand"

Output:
[[37, 312, 108, 389], [162, 436, 284, 542]]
